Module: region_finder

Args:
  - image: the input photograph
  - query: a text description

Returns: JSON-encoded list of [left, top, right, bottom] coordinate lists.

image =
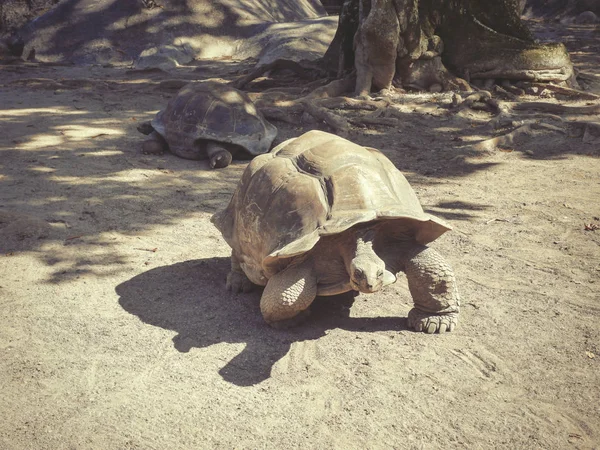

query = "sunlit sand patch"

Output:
[[0, 107, 86, 118], [83, 150, 124, 157], [17, 134, 64, 150], [55, 125, 124, 141], [29, 166, 56, 173]]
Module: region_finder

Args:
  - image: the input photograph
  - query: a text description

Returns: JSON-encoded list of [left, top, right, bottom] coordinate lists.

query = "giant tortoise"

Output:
[[138, 81, 277, 169], [211, 130, 460, 332]]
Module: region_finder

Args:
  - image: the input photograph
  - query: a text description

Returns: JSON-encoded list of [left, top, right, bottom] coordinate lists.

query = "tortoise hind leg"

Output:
[[206, 141, 233, 169], [260, 259, 318, 328]]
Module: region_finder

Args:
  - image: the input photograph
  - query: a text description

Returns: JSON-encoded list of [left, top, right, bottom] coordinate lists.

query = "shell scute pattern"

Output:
[[151, 81, 277, 160], [212, 130, 451, 285]]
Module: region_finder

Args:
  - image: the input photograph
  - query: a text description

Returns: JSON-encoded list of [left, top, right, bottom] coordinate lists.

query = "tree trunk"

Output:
[[323, 0, 576, 94]]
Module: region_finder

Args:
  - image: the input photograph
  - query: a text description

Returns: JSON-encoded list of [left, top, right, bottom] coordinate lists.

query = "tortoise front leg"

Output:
[[142, 131, 168, 155], [383, 241, 460, 333], [226, 250, 254, 293], [260, 259, 318, 328]]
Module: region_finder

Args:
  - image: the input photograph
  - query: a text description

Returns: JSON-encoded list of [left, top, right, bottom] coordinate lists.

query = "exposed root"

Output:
[[488, 112, 564, 130], [259, 107, 298, 124], [493, 85, 519, 101], [246, 76, 358, 135], [304, 76, 356, 99], [300, 98, 350, 135], [318, 97, 387, 110], [516, 82, 600, 101], [453, 91, 506, 114], [230, 59, 325, 90], [348, 116, 401, 127], [513, 102, 600, 115], [500, 81, 526, 97], [475, 122, 567, 152], [10, 77, 64, 88], [569, 121, 600, 144]]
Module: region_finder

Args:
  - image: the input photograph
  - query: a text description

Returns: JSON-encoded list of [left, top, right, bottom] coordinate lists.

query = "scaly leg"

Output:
[[206, 141, 233, 169], [381, 241, 460, 333], [260, 259, 318, 328]]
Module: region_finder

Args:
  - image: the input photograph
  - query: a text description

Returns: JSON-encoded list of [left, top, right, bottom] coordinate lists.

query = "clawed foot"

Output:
[[408, 308, 458, 333], [226, 270, 254, 293]]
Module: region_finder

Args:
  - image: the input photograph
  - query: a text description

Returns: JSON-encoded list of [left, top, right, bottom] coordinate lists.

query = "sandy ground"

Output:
[[1, 23, 599, 450]]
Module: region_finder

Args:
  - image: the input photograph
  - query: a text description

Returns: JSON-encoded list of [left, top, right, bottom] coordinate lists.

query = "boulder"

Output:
[[17, 0, 326, 65]]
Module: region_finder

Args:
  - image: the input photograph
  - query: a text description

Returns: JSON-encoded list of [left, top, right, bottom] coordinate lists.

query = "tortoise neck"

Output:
[[353, 226, 377, 258]]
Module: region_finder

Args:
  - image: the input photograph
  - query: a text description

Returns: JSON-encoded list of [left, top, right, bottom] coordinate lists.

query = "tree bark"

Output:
[[324, 0, 576, 94]]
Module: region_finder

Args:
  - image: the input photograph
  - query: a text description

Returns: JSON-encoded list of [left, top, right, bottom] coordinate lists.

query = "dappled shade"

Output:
[[18, 0, 326, 64]]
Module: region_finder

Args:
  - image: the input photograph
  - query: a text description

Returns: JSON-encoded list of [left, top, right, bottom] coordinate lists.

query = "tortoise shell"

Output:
[[151, 82, 277, 159], [211, 130, 450, 284]]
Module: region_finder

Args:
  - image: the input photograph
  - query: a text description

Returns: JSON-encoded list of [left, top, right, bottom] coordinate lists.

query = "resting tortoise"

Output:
[[138, 81, 277, 169], [211, 130, 460, 332]]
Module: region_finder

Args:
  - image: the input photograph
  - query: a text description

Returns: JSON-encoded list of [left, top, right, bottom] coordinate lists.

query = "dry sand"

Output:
[[0, 22, 599, 450]]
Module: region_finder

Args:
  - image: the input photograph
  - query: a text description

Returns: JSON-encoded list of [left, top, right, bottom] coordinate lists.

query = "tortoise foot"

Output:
[[226, 270, 254, 293], [142, 139, 165, 155], [408, 308, 458, 333]]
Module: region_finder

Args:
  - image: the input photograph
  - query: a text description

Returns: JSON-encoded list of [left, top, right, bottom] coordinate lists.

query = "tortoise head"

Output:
[[349, 228, 396, 293]]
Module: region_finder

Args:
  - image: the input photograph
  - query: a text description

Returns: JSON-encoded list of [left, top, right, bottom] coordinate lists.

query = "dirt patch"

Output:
[[0, 23, 599, 450]]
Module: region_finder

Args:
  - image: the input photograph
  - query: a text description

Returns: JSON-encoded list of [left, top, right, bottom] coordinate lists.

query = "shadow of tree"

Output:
[[116, 257, 408, 386], [1, 58, 596, 271], [2, 15, 599, 282]]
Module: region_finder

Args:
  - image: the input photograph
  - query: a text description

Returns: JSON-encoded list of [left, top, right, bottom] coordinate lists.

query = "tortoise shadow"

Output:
[[116, 257, 409, 387]]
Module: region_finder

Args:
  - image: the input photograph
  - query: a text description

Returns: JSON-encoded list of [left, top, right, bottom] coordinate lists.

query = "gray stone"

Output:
[[575, 11, 598, 24], [135, 44, 194, 70]]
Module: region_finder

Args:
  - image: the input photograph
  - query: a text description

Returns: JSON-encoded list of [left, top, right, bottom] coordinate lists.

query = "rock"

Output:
[[17, 0, 326, 65], [135, 44, 194, 70], [236, 17, 338, 66], [575, 11, 598, 23]]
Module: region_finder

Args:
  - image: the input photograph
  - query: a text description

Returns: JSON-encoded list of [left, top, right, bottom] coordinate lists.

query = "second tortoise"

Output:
[[138, 81, 277, 169]]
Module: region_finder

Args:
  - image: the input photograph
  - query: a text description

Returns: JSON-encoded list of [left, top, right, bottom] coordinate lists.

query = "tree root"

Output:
[[230, 59, 326, 90], [300, 98, 351, 135], [513, 102, 600, 115], [318, 96, 387, 110], [475, 122, 567, 152], [248, 76, 358, 136], [488, 111, 564, 130], [493, 85, 519, 101], [516, 81, 600, 101], [452, 91, 507, 114], [259, 107, 299, 124], [348, 116, 401, 127]]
